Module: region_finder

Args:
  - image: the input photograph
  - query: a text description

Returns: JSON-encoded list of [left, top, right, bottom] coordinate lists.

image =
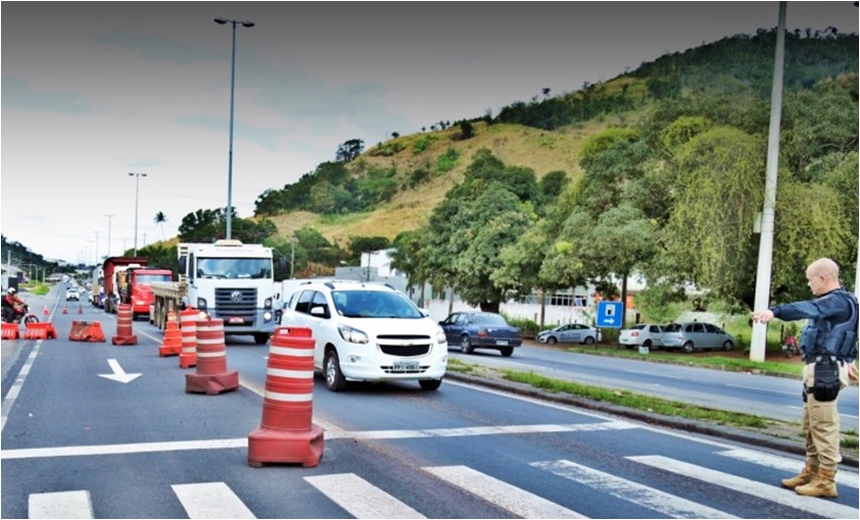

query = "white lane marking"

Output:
[[28, 490, 93, 519], [304, 473, 425, 519], [619, 369, 687, 380], [2, 335, 43, 433], [425, 465, 586, 518], [346, 421, 638, 440], [532, 459, 735, 518], [629, 455, 860, 519], [724, 383, 797, 396], [172, 482, 256, 519], [2, 438, 248, 460], [0, 422, 635, 460], [718, 448, 859, 488]]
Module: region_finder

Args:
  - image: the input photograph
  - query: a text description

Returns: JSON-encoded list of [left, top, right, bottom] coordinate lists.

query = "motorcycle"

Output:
[[1, 303, 39, 325]]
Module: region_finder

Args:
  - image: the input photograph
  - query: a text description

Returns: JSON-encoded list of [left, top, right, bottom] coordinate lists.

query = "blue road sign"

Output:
[[596, 301, 624, 328]]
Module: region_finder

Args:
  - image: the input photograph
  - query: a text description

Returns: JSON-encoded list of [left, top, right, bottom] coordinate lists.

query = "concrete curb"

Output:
[[445, 371, 859, 469]]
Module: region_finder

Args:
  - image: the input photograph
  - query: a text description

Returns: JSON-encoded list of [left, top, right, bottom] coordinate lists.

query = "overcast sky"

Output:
[[2, 2, 857, 264]]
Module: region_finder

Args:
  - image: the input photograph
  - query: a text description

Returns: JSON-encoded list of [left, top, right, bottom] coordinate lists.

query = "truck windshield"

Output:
[[135, 274, 172, 285], [196, 258, 272, 280]]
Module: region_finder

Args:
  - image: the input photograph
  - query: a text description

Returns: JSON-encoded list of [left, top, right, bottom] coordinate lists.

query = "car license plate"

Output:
[[496, 340, 509, 346], [228, 317, 244, 324], [393, 360, 419, 371]]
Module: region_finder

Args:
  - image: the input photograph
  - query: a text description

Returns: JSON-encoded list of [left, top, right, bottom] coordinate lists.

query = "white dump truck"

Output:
[[149, 240, 284, 344]]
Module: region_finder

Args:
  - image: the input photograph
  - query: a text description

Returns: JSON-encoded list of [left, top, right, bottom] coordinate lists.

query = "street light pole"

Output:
[[214, 16, 255, 240], [750, 1, 786, 362], [128, 172, 147, 256], [105, 214, 114, 257]]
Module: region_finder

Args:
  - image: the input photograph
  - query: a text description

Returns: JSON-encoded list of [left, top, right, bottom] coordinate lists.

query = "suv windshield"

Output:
[[332, 290, 423, 319]]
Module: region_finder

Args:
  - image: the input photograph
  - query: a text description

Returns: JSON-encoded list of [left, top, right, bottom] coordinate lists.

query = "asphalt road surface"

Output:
[[2, 285, 858, 518]]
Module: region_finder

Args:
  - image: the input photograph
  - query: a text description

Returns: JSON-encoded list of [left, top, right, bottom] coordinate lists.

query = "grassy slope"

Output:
[[266, 113, 640, 246]]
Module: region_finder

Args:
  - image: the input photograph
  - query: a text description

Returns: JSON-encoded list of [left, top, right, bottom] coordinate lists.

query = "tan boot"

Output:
[[795, 467, 838, 498], [781, 458, 818, 489]]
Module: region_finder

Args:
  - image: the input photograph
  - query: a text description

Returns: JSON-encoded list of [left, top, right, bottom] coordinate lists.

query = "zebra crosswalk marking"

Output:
[[424, 465, 587, 519], [304, 473, 425, 519], [28, 490, 93, 519], [171, 482, 256, 519], [629, 455, 860, 519], [718, 448, 859, 488], [532, 459, 737, 519]]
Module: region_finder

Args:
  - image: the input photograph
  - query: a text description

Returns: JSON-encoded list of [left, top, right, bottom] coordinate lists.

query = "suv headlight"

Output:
[[337, 323, 369, 344], [435, 328, 447, 344]]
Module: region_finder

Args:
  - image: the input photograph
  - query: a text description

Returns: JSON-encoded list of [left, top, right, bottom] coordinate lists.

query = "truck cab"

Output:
[[179, 240, 283, 344]]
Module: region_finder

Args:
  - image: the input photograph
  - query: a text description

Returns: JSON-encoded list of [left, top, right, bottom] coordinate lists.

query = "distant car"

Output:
[[65, 288, 79, 301], [619, 323, 666, 349], [536, 323, 602, 345], [439, 311, 523, 357], [661, 322, 735, 353]]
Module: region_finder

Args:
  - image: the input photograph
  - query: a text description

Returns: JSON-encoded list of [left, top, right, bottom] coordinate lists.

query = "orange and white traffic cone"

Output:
[[159, 312, 182, 357], [185, 318, 238, 395], [179, 308, 198, 369], [78, 304, 83, 314], [112, 303, 138, 345], [247, 326, 324, 468], [43, 305, 49, 316], [62, 305, 68, 314]]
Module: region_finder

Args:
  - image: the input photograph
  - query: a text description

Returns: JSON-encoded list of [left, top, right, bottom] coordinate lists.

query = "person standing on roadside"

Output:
[[752, 257, 858, 498]]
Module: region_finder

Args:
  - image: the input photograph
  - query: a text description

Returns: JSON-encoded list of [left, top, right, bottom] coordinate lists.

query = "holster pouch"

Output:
[[812, 355, 840, 402]]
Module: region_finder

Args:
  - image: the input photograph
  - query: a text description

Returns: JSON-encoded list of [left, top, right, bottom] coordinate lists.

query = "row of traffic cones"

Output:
[[7, 304, 324, 468], [60, 304, 84, 315]]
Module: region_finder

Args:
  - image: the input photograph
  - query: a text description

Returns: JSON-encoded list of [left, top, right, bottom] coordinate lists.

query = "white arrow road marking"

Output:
[[97, 359, 141, 384]]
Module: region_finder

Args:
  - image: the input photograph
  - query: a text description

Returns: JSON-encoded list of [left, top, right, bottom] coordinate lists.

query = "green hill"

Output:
[[258, 29, 857, 249]]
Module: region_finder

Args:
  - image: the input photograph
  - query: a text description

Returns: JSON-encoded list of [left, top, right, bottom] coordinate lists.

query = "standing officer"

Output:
[[752, 258, 858, 498]]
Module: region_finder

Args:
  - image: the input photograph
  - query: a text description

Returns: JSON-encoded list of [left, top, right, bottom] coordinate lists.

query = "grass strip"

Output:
[[566, 347, 803, 377], [499, 369, 769, 429]]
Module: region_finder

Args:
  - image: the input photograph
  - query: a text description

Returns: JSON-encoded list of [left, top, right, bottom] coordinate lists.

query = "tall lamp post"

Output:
[[105, 214, 114, 257], [214, 16, 255, 240], [128, 172, 147, 256], [750, 1, 786, 362]]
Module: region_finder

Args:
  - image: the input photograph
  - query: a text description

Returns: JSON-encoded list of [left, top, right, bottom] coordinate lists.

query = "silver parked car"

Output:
[[537, 323, 602, 345], [661, 322, 735, 353]]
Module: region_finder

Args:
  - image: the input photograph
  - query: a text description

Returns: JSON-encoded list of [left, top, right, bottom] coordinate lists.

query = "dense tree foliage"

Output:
[[177, 208, 277, 245]]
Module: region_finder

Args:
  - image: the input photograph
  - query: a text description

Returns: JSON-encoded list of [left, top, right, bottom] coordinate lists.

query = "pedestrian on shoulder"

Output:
[[751, 257, 858, 498]]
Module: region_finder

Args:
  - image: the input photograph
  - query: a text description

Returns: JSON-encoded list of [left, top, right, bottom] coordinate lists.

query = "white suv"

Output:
[[280, 280, 448, 391]]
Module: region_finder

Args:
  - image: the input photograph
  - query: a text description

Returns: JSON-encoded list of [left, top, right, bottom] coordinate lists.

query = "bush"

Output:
[[505, 314, 540, 337]]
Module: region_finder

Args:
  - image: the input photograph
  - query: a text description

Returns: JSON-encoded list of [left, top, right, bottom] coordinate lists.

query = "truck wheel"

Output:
[[324, 349, 347, 392], [253, 333, 270, 345]]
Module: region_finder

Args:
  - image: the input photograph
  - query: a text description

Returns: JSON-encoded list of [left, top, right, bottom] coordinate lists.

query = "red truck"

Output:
[[102, 257, 172, 319]]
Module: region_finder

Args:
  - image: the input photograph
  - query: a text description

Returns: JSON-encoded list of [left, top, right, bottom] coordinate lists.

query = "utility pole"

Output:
[[750, 1, 786, 362], [105, 214, 114, 257]]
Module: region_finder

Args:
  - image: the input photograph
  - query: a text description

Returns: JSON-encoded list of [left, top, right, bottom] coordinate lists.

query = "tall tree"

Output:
[[153, 211, 168, 240], [664, 126, 764, 305]]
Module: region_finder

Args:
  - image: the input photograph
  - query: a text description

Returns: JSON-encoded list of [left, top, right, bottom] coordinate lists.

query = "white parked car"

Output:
[[536, 323, 602, 345], [619, 323, 666, 349], [280, 280, 448, 391]]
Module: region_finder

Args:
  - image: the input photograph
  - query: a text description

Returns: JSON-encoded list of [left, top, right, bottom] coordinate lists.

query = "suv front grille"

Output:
[[377, 334, 432, 357]]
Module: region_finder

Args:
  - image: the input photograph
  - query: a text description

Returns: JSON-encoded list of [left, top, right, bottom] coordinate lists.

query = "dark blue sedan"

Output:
[[439, 311, 523, 357]]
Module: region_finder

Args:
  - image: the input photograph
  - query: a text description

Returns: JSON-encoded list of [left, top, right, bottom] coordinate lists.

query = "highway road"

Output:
[[2, 284, 858, 518], [447, 343, 860, 431]]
